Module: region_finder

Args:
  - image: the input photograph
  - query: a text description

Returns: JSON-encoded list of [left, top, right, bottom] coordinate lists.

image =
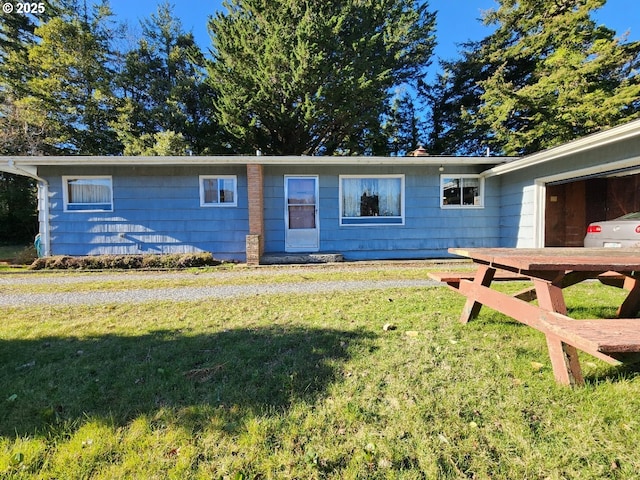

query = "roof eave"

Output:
[[482, 119, 640, 178], [1, 155, 512, 168]]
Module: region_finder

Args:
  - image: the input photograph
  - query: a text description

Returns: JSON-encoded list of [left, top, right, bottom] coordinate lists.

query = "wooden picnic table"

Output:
[[438, 247, 640, 386]]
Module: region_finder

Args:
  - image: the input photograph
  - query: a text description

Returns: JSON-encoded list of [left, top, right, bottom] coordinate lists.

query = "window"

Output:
[[441, 175, 484, 208], [340, 175, 404, 225], [200, 175, 237, 207], [63, 176, 113, 212]]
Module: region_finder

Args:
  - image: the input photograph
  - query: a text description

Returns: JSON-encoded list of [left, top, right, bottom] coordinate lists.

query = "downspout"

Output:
[[6, 159, 51, 257]]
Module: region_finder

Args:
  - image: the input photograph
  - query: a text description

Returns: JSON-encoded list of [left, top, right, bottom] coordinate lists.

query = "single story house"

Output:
[[2, 118, 640, 264]]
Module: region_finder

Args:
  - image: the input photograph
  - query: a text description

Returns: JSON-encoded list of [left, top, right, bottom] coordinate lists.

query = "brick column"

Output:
[[246, 164, 265, 265]]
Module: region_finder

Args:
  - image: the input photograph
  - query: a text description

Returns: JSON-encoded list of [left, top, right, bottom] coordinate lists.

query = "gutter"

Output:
[[1, 154, 512, 167]]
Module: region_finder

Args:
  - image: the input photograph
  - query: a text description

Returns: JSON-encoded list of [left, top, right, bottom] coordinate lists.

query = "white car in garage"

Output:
[[584, 212, 640, 247]]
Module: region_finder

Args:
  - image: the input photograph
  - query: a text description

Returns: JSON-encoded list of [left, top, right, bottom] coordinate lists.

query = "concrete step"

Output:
[[260, 253, 344, 265]]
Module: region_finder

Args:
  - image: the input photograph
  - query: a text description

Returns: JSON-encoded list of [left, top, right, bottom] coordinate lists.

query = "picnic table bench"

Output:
[[429, 248, 640, 386]]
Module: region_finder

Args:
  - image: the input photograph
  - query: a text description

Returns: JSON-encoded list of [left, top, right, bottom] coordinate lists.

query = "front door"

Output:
[[285, 176, 319, 252]]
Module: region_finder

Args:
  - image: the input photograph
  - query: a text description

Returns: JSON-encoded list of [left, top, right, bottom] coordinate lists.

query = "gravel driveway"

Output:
[[0, 267, 442, 307]]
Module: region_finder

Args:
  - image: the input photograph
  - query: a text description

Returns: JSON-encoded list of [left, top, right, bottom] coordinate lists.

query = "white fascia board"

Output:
[[482, 119, 640, 178], [244, 156, 512, 166], [1, 155, 512, 168]]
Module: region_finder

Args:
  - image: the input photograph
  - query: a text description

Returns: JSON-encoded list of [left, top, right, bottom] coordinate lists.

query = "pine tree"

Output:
[[0, 1, 64, 154], [15, 1, 120, 154], [0, 95, 39, 243], [112, 2, 224, 155], [476, 0, 640, 154], [419, 43, 498, 156], [207, 0, 435, 155], [383, 93, 422, 156], [0, 1, 65, 242]]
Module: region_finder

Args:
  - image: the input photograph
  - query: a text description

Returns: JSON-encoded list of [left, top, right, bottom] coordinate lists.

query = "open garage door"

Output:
[[545, 173, 640, 246]]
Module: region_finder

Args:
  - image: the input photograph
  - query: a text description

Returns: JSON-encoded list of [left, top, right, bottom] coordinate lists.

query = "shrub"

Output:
[[11, 245, 38, 265], [29, 252, 221, 270], [141, 254, 165, 269], [51, 256, 76, 269], [105, 255, 143, 270], [176, 253, 215, 268]]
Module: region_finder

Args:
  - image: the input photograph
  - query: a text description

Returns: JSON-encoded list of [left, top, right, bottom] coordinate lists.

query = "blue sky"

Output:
[[106, 0, 639, 80]]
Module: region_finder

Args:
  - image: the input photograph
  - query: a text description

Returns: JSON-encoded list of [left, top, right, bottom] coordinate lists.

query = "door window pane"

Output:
[[288, 205, 316, 229], [287, 178, 316, 205], [287, 178, 316, 229]]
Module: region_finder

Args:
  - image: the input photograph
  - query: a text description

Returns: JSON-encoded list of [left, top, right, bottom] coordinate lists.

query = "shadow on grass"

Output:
[[0, 326, 372, 437], [584, 363, 640, 386]]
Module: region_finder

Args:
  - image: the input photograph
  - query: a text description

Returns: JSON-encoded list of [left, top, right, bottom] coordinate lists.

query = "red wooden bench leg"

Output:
[[534, 278, 584, 386], [533, 278, 567, 314], [545, 334, 584, 386], [618, 276, 640, 318], [460, 265, 495, 324]]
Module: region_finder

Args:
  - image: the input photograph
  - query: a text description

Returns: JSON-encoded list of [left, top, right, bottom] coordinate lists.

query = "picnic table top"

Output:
[[448, 247, 640, 272]]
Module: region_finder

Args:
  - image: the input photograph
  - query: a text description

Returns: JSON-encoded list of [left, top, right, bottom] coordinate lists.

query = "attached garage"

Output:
[[485, 118, 640, 249]]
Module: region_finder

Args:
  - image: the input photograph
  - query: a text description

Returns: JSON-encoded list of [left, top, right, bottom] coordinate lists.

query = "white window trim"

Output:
[[62, 175, 113, 212], [440, 174, 484, 209], [199, 175, 238, 207], [339, 174, 405, 226]]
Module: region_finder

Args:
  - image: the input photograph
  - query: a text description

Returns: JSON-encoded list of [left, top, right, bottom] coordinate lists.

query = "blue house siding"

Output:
[[497, 173, 537, 248], [262, 165, 501, 260], [41, 166, 249, 260]]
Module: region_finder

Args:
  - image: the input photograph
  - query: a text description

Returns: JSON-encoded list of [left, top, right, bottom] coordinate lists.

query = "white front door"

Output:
[[285, 176, 319, 252]]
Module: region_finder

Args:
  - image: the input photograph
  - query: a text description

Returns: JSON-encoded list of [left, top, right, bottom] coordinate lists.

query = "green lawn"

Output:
[[0, 244, 25, 259], [1, 268, 639, 478]]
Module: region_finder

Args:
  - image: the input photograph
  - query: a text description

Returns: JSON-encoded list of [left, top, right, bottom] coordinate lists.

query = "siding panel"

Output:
[[263, 165, 501, 260], [43, 162, 505, 262], [41, 166, 248, 261]]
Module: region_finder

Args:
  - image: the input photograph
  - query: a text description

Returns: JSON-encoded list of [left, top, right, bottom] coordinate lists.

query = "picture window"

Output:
[[340, 175, 404, 225]]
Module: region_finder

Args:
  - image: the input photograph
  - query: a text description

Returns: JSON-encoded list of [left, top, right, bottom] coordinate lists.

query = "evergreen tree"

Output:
[[475, 0, 640, 155], [207, 0, 436, 155], [0, 1, 64, 243], [419, 43, 497, 156], [1, 3, 41, 96], [0, 95, 38, 243], [0, 1, 64, 154], [113, 2, 224, 155], [383, 92, 422, 156], [15, 1, 120, 154]]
